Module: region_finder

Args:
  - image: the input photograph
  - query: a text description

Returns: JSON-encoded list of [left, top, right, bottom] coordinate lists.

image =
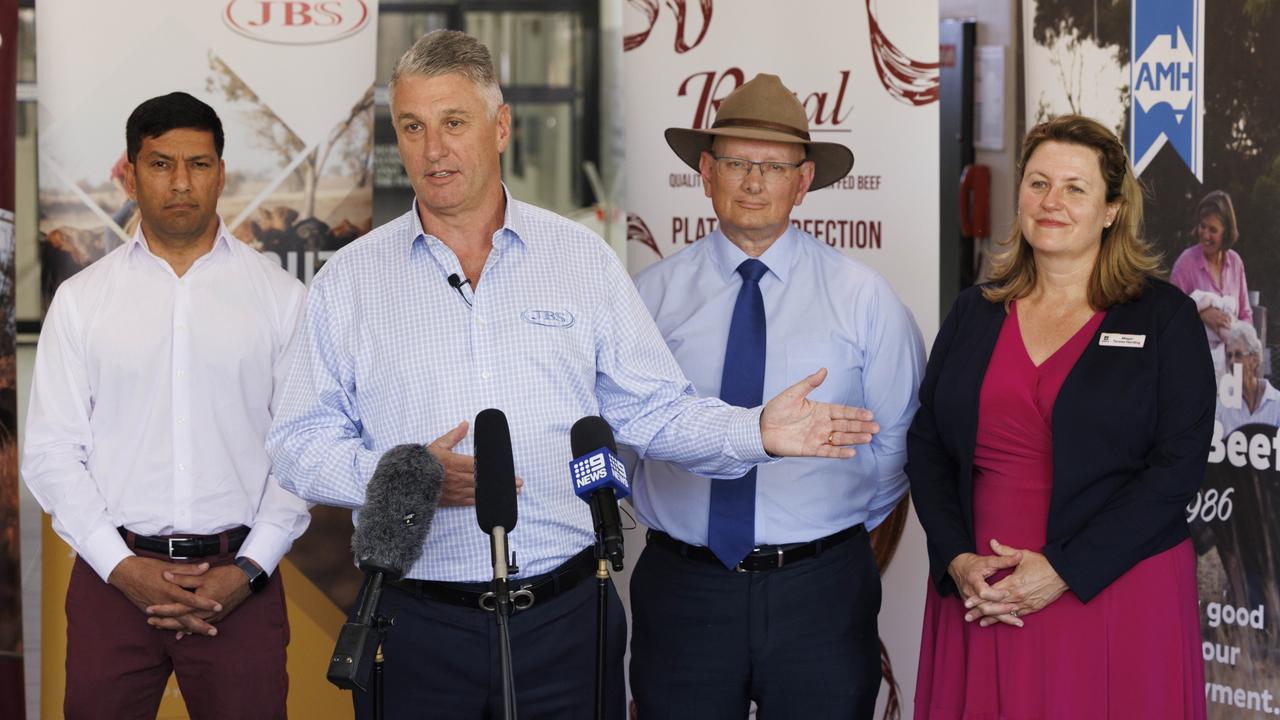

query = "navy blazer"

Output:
[[906, 278, 1214, 602]]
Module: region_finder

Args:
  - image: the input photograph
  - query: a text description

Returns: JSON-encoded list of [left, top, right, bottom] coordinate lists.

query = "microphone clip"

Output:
[[447, 273, 473, 307]]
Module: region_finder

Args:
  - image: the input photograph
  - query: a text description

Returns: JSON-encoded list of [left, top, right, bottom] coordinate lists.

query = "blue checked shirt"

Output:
[[628, 228, 925, 546], [268, 191, 770, 582]]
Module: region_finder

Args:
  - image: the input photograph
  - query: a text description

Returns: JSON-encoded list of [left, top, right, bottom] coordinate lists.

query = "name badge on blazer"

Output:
[[1099, 333, 1146, 348]]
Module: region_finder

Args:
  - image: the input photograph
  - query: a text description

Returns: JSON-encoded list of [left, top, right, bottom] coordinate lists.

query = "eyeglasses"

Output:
[[1226, 349, 1254, 360], [710, 155, 804, 183]]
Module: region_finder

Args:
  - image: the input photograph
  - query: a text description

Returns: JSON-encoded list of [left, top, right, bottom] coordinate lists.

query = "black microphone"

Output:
[[328, 444, 443, 691], [447, 273, 473, 306], [474, 409, 521, 720], [475, 409, 518, 591], [570, 416, 628, 571]]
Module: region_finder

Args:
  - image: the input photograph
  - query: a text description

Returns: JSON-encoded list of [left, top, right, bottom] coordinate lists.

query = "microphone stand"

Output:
[[485, 527, 519, 720], [372, 639, 385, 720], [594, 544, 609, 720]]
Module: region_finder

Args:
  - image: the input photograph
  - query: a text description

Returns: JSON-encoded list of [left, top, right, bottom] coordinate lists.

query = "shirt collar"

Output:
[[1189, 246, 1235, 276], [1264, 379, 1280, 404], [708, 225, 796, 285], [128, 219, 234, 263], [409, 183, 529, 256]]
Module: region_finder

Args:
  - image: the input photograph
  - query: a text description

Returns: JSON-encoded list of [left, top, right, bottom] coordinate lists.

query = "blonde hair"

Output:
[[984, 115, 1161, 310]]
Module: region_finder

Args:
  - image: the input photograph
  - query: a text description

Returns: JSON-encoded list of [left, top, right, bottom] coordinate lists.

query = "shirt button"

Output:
[[477, 318, 486, 327], [176, 370, 185, 378], [481, 371, 491, 380], [176, 324, 187, 332], [176, 417, 186, 425], [177, 464, 186, 472]]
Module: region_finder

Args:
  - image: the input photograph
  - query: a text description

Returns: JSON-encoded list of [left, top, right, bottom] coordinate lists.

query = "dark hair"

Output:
[[985, 114, 1161, 310], [125, 92, 224, 163]]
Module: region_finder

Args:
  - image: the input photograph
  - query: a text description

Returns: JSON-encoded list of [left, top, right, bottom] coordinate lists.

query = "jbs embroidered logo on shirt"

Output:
[[1099, 333, 1146, 348], [521, 309, 575, 328]]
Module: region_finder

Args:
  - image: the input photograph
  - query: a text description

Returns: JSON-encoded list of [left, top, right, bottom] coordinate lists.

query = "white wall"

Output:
[[875, 3, 1019, 718]]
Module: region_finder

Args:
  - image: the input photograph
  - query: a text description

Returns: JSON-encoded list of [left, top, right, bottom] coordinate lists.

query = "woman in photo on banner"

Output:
[[1170, 190, 1253, 378], [907, 115, 1213, 719]]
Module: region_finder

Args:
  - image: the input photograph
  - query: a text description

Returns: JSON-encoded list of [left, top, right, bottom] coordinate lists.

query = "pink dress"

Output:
[[915, 304, 1205, 720]]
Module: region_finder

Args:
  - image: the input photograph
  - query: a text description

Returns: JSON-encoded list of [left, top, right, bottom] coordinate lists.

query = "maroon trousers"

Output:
[[64, 549, 289, 720]]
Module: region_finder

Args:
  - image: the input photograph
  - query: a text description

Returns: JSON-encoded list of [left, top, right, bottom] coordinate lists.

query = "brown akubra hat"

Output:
[[664, 73, 854, 191]]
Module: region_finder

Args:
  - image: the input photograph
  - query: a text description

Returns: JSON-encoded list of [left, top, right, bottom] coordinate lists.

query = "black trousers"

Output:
[[351, 566, 627, 719], [629, 530, 882, 719]]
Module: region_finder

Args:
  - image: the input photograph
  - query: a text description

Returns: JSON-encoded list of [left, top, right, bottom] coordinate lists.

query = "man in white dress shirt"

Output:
[[22, 92, 309, 718]]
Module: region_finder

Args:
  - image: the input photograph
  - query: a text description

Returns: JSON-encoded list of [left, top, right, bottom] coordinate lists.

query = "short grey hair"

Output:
[[1226, 320, 1263, 358], [390, 30, 504, 117]]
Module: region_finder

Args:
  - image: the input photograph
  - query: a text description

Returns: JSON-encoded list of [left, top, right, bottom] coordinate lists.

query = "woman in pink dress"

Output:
[[908, 115, 1214, 719]]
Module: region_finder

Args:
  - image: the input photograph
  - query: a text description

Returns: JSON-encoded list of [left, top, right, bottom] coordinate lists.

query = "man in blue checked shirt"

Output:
[[267, 32, 879, 719], [627, 74, 926, 718]]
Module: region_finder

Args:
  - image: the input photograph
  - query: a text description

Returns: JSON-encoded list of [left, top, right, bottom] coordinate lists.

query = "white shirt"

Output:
[[1217, 378, 1280, 433], [23, 222, 311, 581]]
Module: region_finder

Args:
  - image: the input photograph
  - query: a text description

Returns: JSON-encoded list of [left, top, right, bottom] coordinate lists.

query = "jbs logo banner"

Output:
[[224, 0, 370, 45], [1130, 0, 1204, 180]]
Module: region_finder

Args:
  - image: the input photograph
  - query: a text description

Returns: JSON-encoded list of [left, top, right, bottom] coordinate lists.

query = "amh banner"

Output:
[[1024, 1, 1280, 715]]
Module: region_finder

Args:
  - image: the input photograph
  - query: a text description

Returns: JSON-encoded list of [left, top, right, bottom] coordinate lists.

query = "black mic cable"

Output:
[[447, 273, 473, 307]]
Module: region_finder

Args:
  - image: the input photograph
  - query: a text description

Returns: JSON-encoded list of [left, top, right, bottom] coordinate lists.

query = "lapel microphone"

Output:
[[447, 273, 473, 306]]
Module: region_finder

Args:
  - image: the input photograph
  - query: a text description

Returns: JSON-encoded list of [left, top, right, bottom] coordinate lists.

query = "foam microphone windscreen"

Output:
[[571, 415, 618, 457], [474, 408, 517, 534], [351, 443, 444, 579]]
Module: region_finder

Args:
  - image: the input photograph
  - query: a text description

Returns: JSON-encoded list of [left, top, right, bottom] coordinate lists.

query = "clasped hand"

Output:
[[947, 538, 1067, 628], [109, 556, 252, 640]]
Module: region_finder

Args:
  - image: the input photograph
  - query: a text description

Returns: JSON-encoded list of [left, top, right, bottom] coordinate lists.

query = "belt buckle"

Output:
[[735, 547, 784, 573], [735, 546, 764, 573], [167, 537, 191, 560]]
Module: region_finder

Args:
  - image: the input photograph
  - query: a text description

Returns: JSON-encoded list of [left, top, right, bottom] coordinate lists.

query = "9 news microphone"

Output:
[[569, 416, 629, 571], [475, 408, 519, 606], [328, 444, 443, 691]]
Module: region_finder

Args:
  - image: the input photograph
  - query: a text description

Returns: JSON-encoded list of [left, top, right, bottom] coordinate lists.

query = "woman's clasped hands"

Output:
[[947, 538, 1068, 629]]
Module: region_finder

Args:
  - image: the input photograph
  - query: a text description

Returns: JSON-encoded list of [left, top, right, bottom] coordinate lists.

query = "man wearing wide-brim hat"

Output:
[[627, 73, 926, 717]]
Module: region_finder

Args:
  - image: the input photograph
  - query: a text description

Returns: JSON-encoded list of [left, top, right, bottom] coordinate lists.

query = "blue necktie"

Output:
[[708, 258, 769, 569]]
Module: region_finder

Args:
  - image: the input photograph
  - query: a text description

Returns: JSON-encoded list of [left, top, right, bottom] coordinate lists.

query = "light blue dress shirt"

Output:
[[629, 227, 925, 546], [267, 192, 770, 582]]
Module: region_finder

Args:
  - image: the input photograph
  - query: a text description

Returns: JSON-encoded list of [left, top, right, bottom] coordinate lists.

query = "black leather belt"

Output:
[[119, 526, 250, 560], [388, 546, 597, 612], [647, 524, 865, 573]]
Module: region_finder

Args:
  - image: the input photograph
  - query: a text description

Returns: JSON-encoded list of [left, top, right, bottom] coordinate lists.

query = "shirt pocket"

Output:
[[785, 340, 863, 409]]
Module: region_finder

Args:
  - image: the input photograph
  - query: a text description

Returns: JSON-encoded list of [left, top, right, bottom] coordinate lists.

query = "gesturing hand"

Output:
[[428, 421, 523, 506], [760, 369, 879, 458]]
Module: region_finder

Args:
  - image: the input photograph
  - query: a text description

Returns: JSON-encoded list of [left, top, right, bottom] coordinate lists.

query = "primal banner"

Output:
[[622, 0, 941, 337], [35, 1, 375, 716], [1025, 0, 1280, 715], [622, 1, 939, 714]]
